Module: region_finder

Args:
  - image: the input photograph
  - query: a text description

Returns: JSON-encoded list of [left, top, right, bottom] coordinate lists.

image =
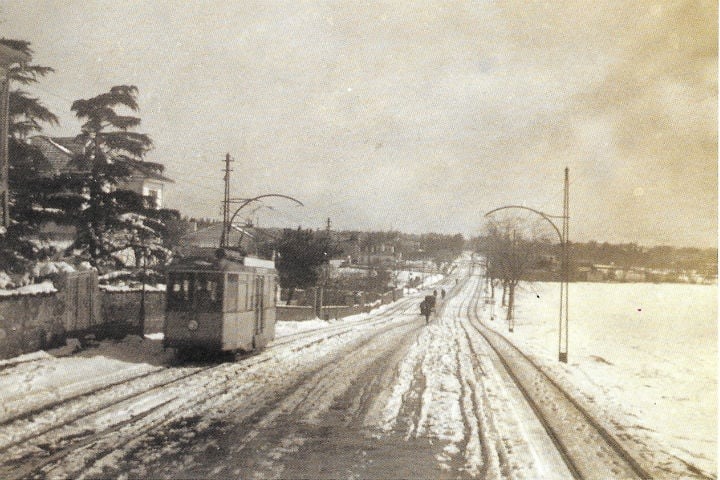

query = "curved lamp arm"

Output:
[[484, 205, 564, 243], [221, 194, 304, 247]]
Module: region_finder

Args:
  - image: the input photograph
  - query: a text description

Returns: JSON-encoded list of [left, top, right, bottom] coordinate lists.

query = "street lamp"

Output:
[[484, 168, 570, 363]]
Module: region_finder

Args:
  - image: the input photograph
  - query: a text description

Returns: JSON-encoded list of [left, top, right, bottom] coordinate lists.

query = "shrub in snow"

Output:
[[77, 261, 94, 271], [0, 271, 14, 289], [35, 261, 76, 278]]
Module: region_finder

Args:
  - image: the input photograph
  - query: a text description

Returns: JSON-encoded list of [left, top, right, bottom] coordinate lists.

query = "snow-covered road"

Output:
[[0, 257, 711, 479]]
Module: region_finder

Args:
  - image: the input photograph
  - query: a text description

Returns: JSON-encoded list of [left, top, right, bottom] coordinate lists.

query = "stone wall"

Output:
[[0, 286, 167, 360], [277, 288, 403, 322], [0, 293, 64, 359], [276, 305, 315, 322], [100, 291, 166, 334], [0, 283, 402, 359]]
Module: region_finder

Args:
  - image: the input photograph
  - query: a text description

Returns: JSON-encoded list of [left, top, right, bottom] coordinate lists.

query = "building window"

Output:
[[146, 189, 159, 209]]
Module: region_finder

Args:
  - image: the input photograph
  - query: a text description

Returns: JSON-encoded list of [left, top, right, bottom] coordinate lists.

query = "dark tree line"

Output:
[[272, 227, 339, 303]]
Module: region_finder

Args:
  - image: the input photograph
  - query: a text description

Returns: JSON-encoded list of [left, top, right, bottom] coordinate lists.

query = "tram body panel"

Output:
[[164, 311, 223, 351], [219, 310, 254, 351]]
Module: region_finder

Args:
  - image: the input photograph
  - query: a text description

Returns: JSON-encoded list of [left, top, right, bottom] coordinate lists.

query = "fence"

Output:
[[276, 287, 403, 322], [100, 291, 165, 336], [0, 292, 61, 359]]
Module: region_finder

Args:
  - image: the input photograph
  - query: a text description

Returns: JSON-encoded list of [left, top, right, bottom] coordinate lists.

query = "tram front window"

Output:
[[195, 273, 223, 312], [167, 272, 223, 312], [167, 273, 193, 311]]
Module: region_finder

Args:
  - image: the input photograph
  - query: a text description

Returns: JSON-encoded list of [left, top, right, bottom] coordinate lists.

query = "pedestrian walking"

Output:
[[420, 298, 431, 324]]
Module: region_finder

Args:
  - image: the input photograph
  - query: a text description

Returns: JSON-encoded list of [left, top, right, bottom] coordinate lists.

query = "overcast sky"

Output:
[[1, 1, 717, 247]]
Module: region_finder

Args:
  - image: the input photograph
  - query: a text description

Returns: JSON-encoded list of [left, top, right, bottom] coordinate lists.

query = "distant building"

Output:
[[28, 135, 173, 209]]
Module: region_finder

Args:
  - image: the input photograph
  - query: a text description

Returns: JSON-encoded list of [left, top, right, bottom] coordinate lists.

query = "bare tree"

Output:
[[481, 216, 548, 331]]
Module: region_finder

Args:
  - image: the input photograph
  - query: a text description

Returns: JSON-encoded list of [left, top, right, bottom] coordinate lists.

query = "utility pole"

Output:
[[0, 71, 9, 229], [485, 167, 571, 363], [220, 153, 233, 247], [508, 229, 520, 332], [318, 218, 332, 319], [139, 238, 146, 336], [559, 167, 570, 362], [0, 45, 29, 229]]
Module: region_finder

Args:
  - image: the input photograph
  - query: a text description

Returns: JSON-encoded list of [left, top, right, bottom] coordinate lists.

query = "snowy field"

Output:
[[483, 281, 717, 477]]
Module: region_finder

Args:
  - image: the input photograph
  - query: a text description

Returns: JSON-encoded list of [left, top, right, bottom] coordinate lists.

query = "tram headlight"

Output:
[[187, 320, 199, 331]]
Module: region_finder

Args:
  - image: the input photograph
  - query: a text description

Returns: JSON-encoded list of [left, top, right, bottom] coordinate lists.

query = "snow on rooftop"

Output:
[[0, 281, 56, 297]]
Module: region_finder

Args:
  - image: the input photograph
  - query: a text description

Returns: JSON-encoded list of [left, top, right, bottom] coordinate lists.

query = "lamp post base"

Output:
[[558, 352, 568, 363]]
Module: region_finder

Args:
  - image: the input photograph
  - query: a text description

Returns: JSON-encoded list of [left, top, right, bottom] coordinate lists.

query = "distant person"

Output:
[[420, 298, 432, 324], [433, 289, 438, 298], [441, 289, 446, 299]]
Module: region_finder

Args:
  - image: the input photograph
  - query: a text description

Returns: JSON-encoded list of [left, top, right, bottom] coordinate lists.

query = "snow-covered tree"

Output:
[[68, 85, 175, 271], [0, 38, 59, 272], [0, 38, 58, 141]]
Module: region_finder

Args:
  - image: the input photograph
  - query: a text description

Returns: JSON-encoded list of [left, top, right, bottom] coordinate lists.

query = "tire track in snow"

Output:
[[458, 274, 517, 479], [158, 318, 421, 479], [9, 297, 421, 480], [461, 270, 578, 479], [77, 311, 422, 479], [448, 275, 488, 477]]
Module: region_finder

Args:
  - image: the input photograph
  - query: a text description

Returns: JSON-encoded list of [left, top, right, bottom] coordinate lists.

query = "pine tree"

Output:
[[69, 85, 172, 271], [0, 39, 59, 272]]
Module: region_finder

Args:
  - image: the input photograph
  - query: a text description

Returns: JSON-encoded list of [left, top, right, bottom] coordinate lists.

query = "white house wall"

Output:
[[116, 178, 165, 209]]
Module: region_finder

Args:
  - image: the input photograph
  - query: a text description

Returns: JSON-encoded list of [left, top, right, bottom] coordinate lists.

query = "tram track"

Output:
[[462, 266, 651, 479], [0, 292, 423, 454], [0, 287, 433, 480], [77, 316, 425, 480]]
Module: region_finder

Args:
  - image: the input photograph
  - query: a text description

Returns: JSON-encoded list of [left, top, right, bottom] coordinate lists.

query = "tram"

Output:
[[163, 248, 277, 356]]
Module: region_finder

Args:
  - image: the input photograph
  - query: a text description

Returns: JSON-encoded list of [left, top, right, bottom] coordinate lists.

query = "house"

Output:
[[28, 135, 173, 209]]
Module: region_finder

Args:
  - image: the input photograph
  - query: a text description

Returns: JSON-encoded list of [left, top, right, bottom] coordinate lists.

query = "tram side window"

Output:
[[238, 283, 248, 311], [237, 274, 249, 311], [195, 273, 223, 312], [168, 273, 193, 311], [265, 277, 272, 306], [226, 274, 238, 311]]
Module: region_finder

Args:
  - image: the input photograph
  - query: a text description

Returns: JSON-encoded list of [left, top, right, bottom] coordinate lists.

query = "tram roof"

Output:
[[167, 256, 276, 274]]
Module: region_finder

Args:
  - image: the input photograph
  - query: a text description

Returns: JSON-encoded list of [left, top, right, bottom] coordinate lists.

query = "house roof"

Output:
[[30, 136, 86, 175], [28, 135, 173, 183]]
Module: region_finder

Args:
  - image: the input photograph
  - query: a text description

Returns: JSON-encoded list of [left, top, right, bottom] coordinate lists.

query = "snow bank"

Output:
[[35, 261, 76, 276], [0, 271, 12, 289], [275, 319, 332, 337], [0, 335, 174, 425], [486, 281, 717, 476], [100, 283, 166, 292]]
